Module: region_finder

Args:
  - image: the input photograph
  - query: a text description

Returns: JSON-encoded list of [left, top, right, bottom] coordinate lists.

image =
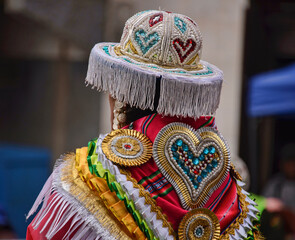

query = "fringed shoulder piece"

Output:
[[26, 152, 133, 240], [75, 146, 148, 240]]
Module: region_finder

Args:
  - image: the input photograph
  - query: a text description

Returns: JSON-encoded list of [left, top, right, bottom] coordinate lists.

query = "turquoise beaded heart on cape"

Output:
[[153, 122, 231, 209], [134, 29, 160, 55]]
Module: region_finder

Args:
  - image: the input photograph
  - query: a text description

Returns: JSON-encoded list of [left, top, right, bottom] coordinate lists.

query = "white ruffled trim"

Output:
[[228, 180, 260, 240], [27, 156, 127, 240], [96, 135, 174, 240]]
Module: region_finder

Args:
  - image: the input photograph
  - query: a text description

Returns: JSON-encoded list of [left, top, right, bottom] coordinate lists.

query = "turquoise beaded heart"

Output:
[[171, 139, 219, 190], [134, 29, 160, 55], [153, 122, 230, 209], [174, 16, 187, 33]]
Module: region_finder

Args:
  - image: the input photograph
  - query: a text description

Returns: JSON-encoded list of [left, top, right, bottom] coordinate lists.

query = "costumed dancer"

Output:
[[26, 10, 263, 240]]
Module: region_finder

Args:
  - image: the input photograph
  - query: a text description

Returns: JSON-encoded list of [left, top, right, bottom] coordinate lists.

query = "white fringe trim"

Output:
[[228, 180, 260, 240], [86, 43, 157, 111], [158, 72, 222, 118], [26, 156, 125, 240], [85, 43, 223, 118], [96, 135, 174, 240]]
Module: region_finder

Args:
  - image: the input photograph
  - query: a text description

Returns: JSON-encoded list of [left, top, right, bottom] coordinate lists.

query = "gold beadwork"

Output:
[[230, 163, 243, 181], [60, 152, 133, 239], [178, 208, 220, 240], [153, 123, 231, 209], [114, 44, 204, 71], [125, 40, 138, 54], [220, 183, 251, 239], [115, 137, 141, 156], [186, 53, 200, 65], [102, 129, 152, 167]]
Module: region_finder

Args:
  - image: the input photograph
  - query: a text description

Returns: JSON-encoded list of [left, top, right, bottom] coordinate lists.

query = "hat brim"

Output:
[[86, 43, 223, 118]]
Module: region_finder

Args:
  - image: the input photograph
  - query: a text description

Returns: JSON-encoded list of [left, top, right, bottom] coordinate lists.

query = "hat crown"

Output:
[[119, 10, 203, 69]]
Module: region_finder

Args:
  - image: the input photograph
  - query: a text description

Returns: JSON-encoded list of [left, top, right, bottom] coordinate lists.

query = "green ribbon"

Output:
[[86, 139, 158, 240], [87, 139, 97, 174]]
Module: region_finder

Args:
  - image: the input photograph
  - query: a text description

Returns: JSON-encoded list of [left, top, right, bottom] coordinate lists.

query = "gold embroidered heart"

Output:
[[153, 122, 230, 209]]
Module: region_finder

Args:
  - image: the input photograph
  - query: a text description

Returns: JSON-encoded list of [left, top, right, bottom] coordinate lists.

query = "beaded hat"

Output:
[[86, 10, 223, 118]]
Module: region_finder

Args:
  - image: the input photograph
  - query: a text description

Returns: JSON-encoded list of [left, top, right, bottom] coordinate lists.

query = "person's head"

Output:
[[281, 143, 295, 179]]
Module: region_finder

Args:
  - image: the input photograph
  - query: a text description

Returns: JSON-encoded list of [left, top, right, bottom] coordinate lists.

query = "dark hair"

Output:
[[121, 76, 161, 126], [124, 105, 156, 126]]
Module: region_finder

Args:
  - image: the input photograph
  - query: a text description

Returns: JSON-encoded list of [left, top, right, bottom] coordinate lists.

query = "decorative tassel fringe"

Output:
[[86, 44, 157, 111], [27, 173, 53, 219], [26, 155, 129, 240], [85, 44, 223, 118], [158, 69, 222, 118]]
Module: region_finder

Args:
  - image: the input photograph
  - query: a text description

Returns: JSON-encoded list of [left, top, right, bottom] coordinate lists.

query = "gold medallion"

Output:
[[102, 129, 152, 166], [178, 208, 220, 240]]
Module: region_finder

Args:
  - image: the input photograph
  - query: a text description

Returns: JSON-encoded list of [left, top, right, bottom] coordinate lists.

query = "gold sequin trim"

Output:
[[153, 123, 230, 209], [220, 183, 250, 239], [178, 208, 220, 240], [75, 147, 147, 240], [230, 163, 243, 181], [120, 168, 176, 239], [102, 129, 152, 167], [59, 152, 133, 239]]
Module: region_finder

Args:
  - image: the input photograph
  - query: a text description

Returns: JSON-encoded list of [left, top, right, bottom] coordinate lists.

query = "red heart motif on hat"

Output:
[[149, 13, 163, 27], [173, 38, 196, 63]]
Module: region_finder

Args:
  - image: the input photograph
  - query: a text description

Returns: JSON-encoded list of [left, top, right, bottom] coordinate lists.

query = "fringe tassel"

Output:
[[85, 44, 223, 118], [86, 44, 157, 111], [27, 155, 127, 240], [158, 66, 222, 118], [26, 173, 53, 219]]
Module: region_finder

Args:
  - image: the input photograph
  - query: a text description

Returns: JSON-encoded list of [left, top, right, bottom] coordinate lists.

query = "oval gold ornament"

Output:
[[178, 208, 220, 240], [102, 129, 152, 167]]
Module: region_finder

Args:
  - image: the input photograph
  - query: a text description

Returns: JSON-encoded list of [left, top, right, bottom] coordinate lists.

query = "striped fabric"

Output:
[[138, 170, 173, 199]]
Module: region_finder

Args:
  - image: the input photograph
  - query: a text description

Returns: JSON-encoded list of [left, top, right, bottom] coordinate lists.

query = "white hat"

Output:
[[86, 10, 223, 118]]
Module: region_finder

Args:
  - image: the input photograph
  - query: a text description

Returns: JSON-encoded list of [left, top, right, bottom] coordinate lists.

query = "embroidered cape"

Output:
[[26, 114, 262, 240]]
